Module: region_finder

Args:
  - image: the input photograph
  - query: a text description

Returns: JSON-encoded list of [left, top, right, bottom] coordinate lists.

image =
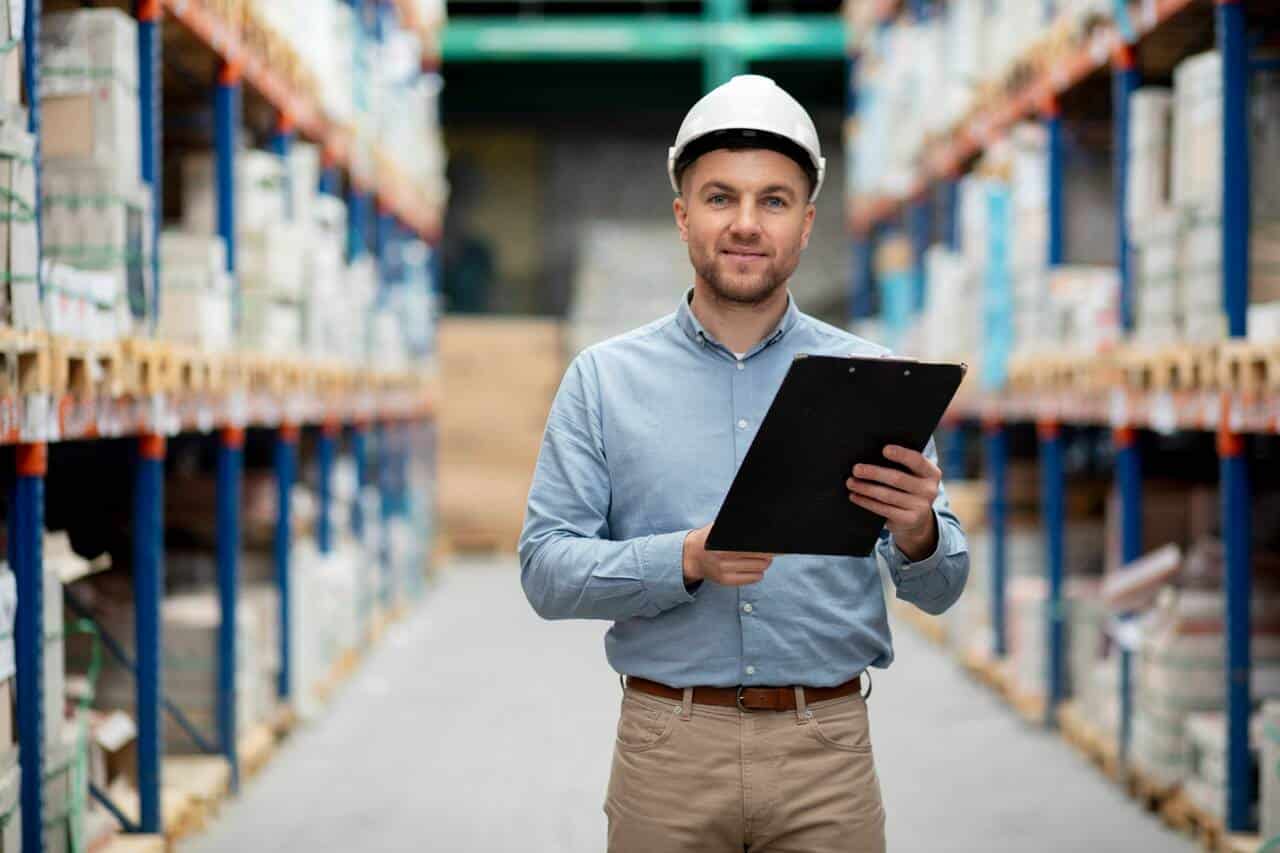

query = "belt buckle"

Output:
[[736, 686, 753, 713]]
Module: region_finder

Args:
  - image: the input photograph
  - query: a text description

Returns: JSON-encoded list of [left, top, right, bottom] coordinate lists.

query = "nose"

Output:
[[729, 202, 761, 240]]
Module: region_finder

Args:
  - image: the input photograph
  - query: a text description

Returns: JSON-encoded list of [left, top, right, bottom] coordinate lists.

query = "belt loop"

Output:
[[862, 670, 873, 702], [681, 687, 694, 721], [794, 686, 811, 723], [620, 674, 627, 694]]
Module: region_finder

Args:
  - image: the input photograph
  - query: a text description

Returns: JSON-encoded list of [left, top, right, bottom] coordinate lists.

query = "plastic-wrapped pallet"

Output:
[[1045, 266, 1121, 355], [1131, 587, 1280, 788], [1264, 700, 1280, 841], [181, 150, 289, 236], [41, 164, 153, 335], [1126, 88, 1174, 230], [43, 722, 89, 853], [0, 117, 40, 331], [1184, 711, 1262, 824], [1133, 210, 1181, 344]]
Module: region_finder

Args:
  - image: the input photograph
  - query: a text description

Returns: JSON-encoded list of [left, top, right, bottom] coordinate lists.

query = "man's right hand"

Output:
[[682, 524, 775, 587]]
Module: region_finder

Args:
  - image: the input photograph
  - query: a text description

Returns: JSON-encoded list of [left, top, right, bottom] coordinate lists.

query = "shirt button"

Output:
[[745, 665, 756, 676], [736, 362, 745, 371], [742, 603, 753, 614], [737, 419, 748, 430]]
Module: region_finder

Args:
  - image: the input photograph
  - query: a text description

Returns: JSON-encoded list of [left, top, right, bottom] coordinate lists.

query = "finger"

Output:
[[882, 445, 939, 478], [847, 478, 926, 512], [721, 572, 766, 586], [850, 465, 934, 499], [721, 558, 773, 572], [850, 492, 914, 525]]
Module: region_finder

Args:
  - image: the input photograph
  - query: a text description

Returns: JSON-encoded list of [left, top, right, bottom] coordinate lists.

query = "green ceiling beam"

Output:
[[441, 15, 848, 63]]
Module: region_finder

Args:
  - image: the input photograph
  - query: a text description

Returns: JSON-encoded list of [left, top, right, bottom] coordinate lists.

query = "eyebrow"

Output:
[[699, 181, 799, 199]]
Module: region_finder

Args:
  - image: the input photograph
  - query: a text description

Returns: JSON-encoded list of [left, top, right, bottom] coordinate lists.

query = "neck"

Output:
[[689, 280, 791, 354]]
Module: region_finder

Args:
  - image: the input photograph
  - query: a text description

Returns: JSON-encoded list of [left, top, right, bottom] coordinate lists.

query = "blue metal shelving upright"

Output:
[[215, 60, 241, 325], [1217, 0, 1253, 832], [17, 0, 45, 847], [137, 0, 162, 330], [984, 419, 1008, 658], [909, 198, 931, 314], [12, 443, 46, 853], [216, 427, 244, 791], [275, 425, 299, 701], [1111, 40, 1144, 765], [270, 113, 296, 220], [317, 421, 337, 555], [1040, 95, 1067, 728], [134, 434, 166, 833]]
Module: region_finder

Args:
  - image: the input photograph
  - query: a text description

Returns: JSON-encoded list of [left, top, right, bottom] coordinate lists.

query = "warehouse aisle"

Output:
[[186, 558, 1192, 853]]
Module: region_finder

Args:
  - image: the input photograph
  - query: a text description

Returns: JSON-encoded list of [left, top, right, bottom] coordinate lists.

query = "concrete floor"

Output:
[[186, 556, 1193, 853]]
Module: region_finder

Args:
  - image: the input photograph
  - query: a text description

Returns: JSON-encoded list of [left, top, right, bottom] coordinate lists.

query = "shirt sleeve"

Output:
[[518, 352, 698, 622], [875, 437, 970, 616]]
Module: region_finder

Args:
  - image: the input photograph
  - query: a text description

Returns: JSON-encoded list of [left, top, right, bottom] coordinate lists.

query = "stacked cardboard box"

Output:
[[438, 317, 565, 552], [156, 232, 233, 351], [39, 9, 152, 337], [0, 111, 39, 331]]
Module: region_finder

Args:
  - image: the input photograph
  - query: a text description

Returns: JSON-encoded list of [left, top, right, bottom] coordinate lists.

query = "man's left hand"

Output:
[[846, 445, 940, 562]]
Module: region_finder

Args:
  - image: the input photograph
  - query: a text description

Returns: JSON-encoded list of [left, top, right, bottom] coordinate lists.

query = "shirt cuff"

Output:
[[878, 511, 946, 578], [640, 530, 699, 613]]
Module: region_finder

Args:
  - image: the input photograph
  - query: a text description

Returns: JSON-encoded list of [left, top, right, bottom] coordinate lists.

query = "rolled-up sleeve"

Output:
[[876, 437, 970, 616], [518, 352, 698, 622]]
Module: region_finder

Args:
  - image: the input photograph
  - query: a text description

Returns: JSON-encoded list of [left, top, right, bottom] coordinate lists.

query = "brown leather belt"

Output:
[[625, 674, 863, 712]]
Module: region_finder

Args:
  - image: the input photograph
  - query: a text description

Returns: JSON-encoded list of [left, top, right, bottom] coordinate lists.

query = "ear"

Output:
[[799, 202, 816, 250], [673, 196, 689, 243]]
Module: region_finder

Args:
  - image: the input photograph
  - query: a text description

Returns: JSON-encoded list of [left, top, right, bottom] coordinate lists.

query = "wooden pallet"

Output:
[[0, 329, 52, 395], [237, 722, 277, 780], [1126, 766, 1181, 812], [269, 702, 299, 739], [1218, 341, 1280, 397], [1161, 789, 1226, 850], [1172, 344, 1222, 393], [1057, 702, 1123, 783], [163, 755, 232, 840], [174, 347, 223, 394], [313, 648, 362, 704], [121, 339, 178, 395], [93, 834, 167, 853], [1008, 684, 1048, 725]]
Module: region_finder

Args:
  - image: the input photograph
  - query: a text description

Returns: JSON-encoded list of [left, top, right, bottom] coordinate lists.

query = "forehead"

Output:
[[685, 148, 808, 194]]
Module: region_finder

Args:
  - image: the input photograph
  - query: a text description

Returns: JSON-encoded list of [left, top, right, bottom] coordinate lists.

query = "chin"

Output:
[[707, 271, 784, 306]]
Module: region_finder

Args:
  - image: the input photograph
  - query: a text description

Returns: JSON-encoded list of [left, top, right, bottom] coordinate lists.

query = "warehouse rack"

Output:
[[5, 0, 444, 850], [846, 0, 1274, 845]]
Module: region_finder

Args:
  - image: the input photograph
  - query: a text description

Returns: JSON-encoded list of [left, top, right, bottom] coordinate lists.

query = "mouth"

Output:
[[721, 249, 769, 261]]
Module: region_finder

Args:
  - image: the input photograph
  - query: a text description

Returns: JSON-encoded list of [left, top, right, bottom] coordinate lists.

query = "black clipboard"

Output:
[[705, 354, 966, 558]]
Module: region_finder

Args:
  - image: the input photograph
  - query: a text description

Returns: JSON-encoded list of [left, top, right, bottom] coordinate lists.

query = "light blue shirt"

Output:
[[519, 289, 969, 688]]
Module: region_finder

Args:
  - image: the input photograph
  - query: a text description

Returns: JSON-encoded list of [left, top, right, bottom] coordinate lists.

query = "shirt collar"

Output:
[[674, 287, 800, 357]]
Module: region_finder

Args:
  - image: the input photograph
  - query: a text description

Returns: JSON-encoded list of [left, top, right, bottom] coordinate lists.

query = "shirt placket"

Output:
[[731, 353, 760, 683]]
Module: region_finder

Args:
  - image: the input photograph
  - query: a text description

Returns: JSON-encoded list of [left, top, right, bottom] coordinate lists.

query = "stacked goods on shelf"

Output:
[[1265, 700, 1280, 841], [157, 232, 234, 351], [39, 9, 153, 337], [438, 318, 565, 552], [874, 234, 915, 352], [940, 481, 988, 662], [63, 588, 271, 755], [1128, 88, 1177, 343], [1008, 126, 1048, 356], [1128, 51, 1280, 345], [1184, 711, 1263, 823], [1131, 551, 1280, 789], [289, 538, 359, 720], [916, 246, 979, 371], [0, 104, 39, 332], [844, 0, 1118, 202], [241, 0, 447, 210], [0, 750, 15, 851]]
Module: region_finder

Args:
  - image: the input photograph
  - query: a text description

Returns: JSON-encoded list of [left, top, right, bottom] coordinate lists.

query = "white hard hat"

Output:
[[668, 74, 826, 203]]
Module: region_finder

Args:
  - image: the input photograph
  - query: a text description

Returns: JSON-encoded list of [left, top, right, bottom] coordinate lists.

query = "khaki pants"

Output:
[[605, 684, 886, 852]]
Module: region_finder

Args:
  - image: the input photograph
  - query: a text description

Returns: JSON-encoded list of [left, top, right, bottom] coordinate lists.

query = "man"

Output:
[[519, 75, 969, 853]]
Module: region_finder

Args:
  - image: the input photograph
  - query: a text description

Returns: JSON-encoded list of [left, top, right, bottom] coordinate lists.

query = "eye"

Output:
[[708, 194, 728, 206], [763, 197, 786, 209]]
